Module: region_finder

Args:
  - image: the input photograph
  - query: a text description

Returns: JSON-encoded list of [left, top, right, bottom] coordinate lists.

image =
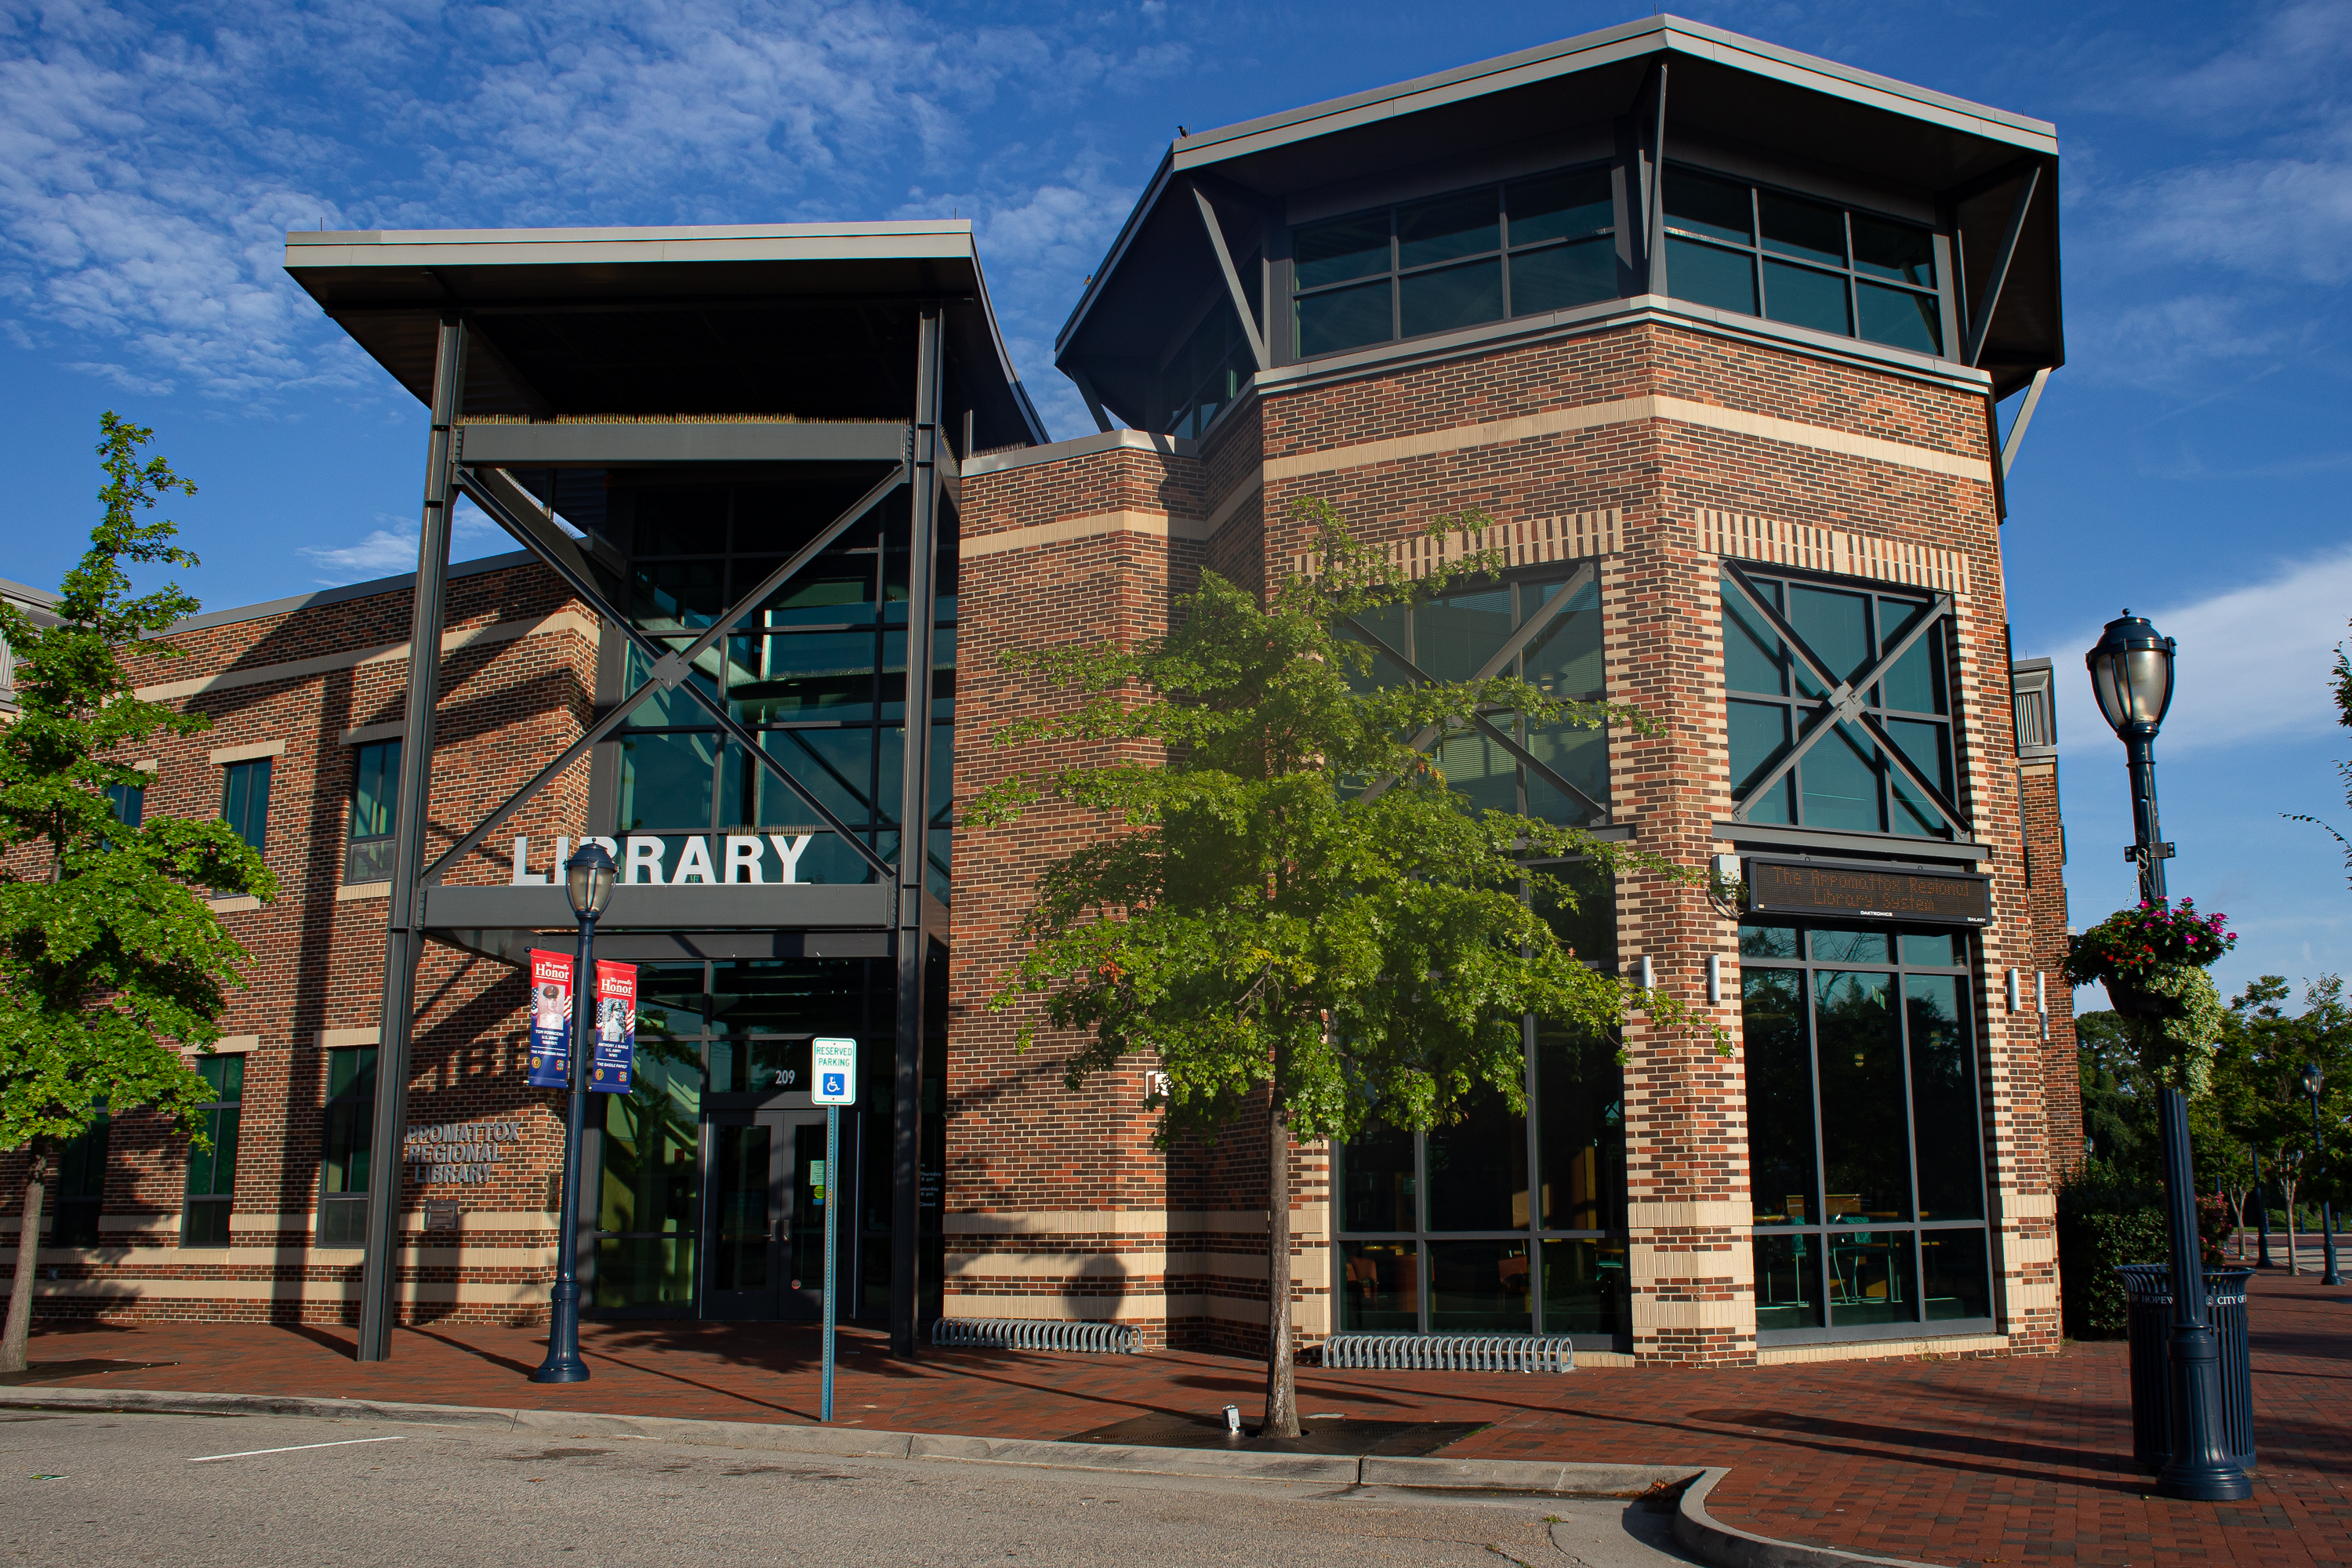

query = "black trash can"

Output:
[[2114, 1264, 2255, 1475]]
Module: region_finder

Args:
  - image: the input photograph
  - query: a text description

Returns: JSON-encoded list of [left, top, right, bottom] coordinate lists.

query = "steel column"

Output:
[[357, 315, 466, 1363], [890, 308, 945, 1357]]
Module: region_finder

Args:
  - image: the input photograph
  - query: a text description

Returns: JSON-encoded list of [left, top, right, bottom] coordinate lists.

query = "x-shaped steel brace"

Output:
[[1349, 562, 1608, 825], [428, 460, 911, 886], [1720, 558, 1967, 832]]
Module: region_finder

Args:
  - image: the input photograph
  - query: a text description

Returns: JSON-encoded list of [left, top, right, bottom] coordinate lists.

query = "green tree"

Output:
[[2204, 975, 2352, 1272], [0, 414, 274, 1372], [969, 503, 1713, 1434], [2077, 1008, 2155, 1181]]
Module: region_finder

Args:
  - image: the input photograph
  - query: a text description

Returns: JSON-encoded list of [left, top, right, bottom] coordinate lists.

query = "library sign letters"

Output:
[[1745, 858, 1994, 927], [509, 833, 821, 886]]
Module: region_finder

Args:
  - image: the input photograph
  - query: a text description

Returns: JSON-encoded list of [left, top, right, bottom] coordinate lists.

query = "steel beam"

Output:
[[456, 421, 908, 468], [1192, 184, 1270, 373], [891, 310, 945, 1359], [1962, 165, 2040, 369], [357, 315, 466, 1363], [1645, 61, 1671, 297], [2000, 367, 2052, 477]]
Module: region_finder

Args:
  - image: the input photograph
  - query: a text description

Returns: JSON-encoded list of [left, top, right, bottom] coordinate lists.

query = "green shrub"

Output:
[[2065, 1209, 2169, 1338]]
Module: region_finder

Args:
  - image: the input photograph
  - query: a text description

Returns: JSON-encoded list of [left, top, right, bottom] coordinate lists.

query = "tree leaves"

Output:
[[971, 500, 1715, 1151], [0, 413, 271, 1155]]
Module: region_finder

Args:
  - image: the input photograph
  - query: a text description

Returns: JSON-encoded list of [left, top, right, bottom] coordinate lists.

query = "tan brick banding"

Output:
[[1290, 509, 1622, 580], [1263, 394, 1994, 487], [1701, 510, 1973, 595]]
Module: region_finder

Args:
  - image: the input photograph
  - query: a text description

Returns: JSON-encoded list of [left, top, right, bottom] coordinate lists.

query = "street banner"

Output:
[[591, 960, 637, 1095], [526, 949, 572, 1088]]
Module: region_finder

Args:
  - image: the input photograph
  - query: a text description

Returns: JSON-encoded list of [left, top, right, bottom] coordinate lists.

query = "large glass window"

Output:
[[182, 1055, 243, 1247], [53, 1110, 109, 1247], [615, 482, 956, 905], [1340, 568, 1609, 826], [220, 758, 271, 857], [1723, 566, 1956, 839], [1742, 922, 1990, 1338], [318, 1046, 376, 1247], [1294, 166, 1619, 358], [1335, 1021, 1628, 1339], [596, 1049, 703, 1309], [346, 739, 399, 884], [1664, 166, 1944, 355]]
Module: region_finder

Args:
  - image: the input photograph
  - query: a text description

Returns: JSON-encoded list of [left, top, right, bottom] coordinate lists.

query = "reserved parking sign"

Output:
[[811, 1037, 857, 1105]]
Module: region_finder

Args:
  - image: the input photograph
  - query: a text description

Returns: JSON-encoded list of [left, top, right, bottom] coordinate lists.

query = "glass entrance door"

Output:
[[704, 1110, 833, 1320]]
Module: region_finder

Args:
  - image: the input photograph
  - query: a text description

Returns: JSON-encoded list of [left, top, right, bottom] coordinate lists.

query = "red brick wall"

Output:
[[2, 559, 598, 1327]]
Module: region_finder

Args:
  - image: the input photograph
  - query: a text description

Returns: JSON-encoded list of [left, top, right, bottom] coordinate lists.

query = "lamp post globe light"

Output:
[[2303, 1062, 2343, 1287], [2085, 612, 2250, 1501], [534, 840, 616, 1384], [2086, 612, 2178, 906]]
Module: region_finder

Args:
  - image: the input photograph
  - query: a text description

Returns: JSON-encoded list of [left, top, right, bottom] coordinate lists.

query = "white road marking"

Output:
[[188, 1436, 408, 1463]]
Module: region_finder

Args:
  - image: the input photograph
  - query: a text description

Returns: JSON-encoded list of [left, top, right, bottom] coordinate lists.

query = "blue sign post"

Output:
[[811, 1037, 857, 1423]]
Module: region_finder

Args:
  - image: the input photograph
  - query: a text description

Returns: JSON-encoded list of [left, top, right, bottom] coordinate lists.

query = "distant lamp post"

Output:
[[534, 841, 616, 1384], [2086, 612, 2177, 905], [2087, 614, 2248, 1501], [2303, 1062, 2343, 1287]]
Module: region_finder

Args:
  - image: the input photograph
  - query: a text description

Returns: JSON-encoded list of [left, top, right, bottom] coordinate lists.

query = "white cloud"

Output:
[[297, 527, 422, 579], [2056, 546, 2352, 756], [0, 1, 1185, 414]]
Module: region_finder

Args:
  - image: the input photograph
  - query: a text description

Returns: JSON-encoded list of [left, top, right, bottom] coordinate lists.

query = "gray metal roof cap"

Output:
[[286, 220, 1046, 451]]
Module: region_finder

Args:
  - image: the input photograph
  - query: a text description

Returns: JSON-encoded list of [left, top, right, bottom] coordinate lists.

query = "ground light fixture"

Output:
[[2086, 612, 2248, 1501], [2304, 1062, 2343, 1287], [535, 841, 617, 1384]]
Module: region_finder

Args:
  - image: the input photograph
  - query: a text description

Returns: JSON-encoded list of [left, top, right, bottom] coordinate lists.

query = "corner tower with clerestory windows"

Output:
[[958, 13, 2068, 1365]]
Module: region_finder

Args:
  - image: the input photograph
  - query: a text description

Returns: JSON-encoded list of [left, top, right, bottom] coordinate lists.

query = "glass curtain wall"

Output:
[[614, 480, 955, 902], [594, 956, 907, 1313], [1742, 923, 1992, 1338], [1662, 166, 1945, 355], [1294, 165, 1620, 358], [1332, 566, 1624, 1339]]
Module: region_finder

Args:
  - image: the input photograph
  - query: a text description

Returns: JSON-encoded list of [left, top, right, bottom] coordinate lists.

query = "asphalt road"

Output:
[[1, 1407, 1705, 1567]]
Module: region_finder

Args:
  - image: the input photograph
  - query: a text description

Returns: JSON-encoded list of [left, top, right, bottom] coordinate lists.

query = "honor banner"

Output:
[[527, 949, 574, 1088], [592, 960, 637, 1095]]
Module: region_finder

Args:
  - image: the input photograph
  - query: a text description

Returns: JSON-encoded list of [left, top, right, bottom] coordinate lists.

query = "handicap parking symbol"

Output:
[[822, 1072, 846, 1097]]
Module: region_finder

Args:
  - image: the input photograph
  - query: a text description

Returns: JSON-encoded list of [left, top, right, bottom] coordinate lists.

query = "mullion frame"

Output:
[[1663, 164, 1942, 343]]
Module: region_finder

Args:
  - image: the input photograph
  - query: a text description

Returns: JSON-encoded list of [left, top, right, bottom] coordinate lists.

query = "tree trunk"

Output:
[[2283, 1178, 2303, 1276], [2, 1146, 55, 1374], [1261, 1091, 1299, 1439]]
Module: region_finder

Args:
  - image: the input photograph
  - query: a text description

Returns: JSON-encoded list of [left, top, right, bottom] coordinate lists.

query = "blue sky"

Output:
[[2, 1, 2348, 1004]]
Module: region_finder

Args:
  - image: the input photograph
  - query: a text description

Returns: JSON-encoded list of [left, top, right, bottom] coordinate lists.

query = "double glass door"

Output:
[[704, 1110, 840, 1320]]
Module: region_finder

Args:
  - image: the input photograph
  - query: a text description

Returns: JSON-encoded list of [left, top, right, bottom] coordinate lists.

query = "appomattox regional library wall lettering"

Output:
[[406, 1120, 522, 1185], [509, 833, 821, 886]]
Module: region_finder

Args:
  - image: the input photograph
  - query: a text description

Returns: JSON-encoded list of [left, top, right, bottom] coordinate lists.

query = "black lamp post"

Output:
[[534, 841, 615, 1384], [2303, 1062, 2343, 1287], [2085, 612, 2249, 1501]]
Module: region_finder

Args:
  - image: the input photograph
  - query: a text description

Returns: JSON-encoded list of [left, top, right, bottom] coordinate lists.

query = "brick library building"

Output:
[[2, 16, 2082, 1369]]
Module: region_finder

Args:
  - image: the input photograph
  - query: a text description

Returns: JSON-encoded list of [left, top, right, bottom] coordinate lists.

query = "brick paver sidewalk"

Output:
[[16, 1269, 2352, 1566]]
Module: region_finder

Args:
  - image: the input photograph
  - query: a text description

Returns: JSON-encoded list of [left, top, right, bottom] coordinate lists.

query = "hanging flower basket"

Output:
[[2066, 899, 2236, 1095]]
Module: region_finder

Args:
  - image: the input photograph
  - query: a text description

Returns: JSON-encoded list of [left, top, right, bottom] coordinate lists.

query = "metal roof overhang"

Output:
[[1059, 14, 2061, 401], [286, 223, 1047, 449]]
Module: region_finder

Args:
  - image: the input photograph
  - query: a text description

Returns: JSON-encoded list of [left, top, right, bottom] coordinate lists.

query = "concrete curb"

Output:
[[2, 1385, 1689, 1494], [1675, 1468, 1937, 1568]]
